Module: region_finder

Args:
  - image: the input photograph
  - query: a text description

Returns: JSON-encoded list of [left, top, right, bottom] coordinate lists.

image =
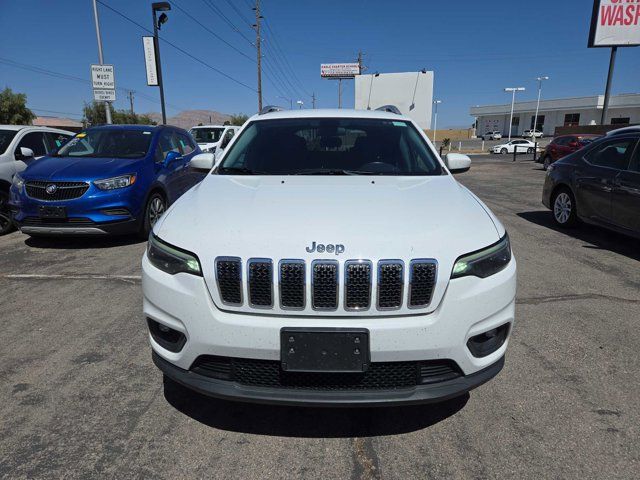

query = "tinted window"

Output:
[[585, 139, 637, 170], [45, 132, 73, 152], [219, 118, 443, 176], [155, 130, 181, 163], [0, 130, 18, 155], [57, 129, 153, 158], [17, 132, 47, 157], [554, 137, 568, 146], [189, 127, 224, 143], [220, 129, 235, 148], [176, 132, 195, 155], [629, 145, 640, 172]]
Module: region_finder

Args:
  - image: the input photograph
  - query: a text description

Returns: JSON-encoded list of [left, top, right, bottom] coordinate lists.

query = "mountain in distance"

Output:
[[145, 109, 232, 129]]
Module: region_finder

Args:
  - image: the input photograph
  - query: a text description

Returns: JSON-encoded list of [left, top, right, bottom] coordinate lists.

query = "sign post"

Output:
[[321, 63, 361, 109], [588, 0, 640, 124]]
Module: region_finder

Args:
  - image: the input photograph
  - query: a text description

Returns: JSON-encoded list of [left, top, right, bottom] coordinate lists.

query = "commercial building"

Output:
[[355, 71, 434, 129], [470, 93, 640, 137]]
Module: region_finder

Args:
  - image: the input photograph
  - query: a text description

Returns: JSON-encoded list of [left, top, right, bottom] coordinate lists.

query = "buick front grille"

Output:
[[215, 257, 242, 305], [312, 261, 339, 310], [25, 180, 89, 201], [213, 258, 437, 312]]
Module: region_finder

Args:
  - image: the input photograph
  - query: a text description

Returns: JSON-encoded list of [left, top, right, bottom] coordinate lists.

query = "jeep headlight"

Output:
[[147, 234, 202, 276], [451, 234, 511, 279], [12, 173, 25, 189], [94, 174, 136, 191]]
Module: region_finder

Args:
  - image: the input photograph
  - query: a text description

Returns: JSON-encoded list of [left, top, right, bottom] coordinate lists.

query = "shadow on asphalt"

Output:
[[162, 377, 468, 438], [24, 235, 145, 249], [518, 210, 640, 262]]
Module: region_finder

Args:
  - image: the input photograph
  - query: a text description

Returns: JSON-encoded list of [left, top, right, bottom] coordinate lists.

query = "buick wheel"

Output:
[[552, 188, 577, 227]]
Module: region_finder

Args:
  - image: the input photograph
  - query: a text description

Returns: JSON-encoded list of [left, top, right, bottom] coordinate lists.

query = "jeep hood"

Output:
[[155, 175, 505, 315]]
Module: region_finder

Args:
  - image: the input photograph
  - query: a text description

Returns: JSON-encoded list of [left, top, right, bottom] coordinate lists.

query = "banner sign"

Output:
[[142, 36, 159, 86], [589, 0, 640, 47]]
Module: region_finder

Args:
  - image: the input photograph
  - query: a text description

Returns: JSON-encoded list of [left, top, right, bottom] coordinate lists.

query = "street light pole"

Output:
[[91, 0, 112, 124], [152, 2, 171, 125], [532, 76, 549, 161], [504, 87, 525, 141], [432, 100, 442, 143]]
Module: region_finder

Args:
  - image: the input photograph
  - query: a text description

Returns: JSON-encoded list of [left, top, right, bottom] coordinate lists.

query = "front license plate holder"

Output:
[[280, 328, 370, 373], [38, 206, 67, 219]]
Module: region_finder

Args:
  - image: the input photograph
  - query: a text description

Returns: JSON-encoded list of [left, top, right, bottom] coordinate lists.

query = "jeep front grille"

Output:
[[213, 257, 438, 313]]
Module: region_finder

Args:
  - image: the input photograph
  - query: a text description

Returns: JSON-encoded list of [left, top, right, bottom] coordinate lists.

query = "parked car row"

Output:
[[538, 134, 600, 170], [490, 139, 539, 154], [543, 126, 640, 239]]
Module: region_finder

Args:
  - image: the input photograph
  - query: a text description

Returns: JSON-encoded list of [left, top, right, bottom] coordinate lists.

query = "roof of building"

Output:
[[32, 116, 83, 128], [470, 93, 640, 116]]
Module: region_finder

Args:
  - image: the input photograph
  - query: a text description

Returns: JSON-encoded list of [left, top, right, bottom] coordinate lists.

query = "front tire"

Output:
[[552, 187, 578, 227], [0, 191, 15, 236], [140, 192, 166, 238], [527, 147, 534, 154], [543, 156, 552, 170], [500, 148, 507, 155]]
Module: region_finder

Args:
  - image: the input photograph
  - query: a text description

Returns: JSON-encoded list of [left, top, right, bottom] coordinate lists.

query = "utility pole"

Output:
[[128, 91, 135, 115], [357, 50, 363, 74], [253, 0, 263, 112], [91, 0, 112, 124], [338, 79, 342, 109], [311, 93, 316, 109]]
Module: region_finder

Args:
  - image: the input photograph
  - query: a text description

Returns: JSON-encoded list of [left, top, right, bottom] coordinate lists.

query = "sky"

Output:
[[1, 0, 639, 128]]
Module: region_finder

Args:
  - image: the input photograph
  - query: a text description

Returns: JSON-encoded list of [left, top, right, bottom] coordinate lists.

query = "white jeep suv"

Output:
[[143, 108, 516, 406]]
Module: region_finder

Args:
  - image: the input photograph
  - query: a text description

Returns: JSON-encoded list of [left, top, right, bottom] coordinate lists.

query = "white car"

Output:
[[0, 125, 74, 234], [522, 129, 543, 139], [143, 108, 516, 406], [491, 139, 536, 154], [482, 131, 502, 140], [189, 125, 240, 155]]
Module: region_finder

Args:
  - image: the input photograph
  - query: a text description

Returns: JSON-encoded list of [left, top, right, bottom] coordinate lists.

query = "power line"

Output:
[[170, 0, 255, 61], [200, 0, 254, 46], [224, 0, 254, 27], [96, 0, 256, 92]]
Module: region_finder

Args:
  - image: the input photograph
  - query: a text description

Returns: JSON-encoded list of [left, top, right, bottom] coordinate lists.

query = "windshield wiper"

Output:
[[294, 168, 385, 175], [218, 166, 268, 175]]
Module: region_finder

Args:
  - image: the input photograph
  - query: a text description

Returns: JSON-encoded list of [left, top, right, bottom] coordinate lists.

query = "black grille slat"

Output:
[[279, 261, 305, 309], [378, 262, 404, 309], [191, 356, 461, 390], [345, 261, 372, 310], [215, 258, 242, 305], [409, 260, 437, 307], [25, 181, 89, 201], [312, 261, 338, 310], [248, 260, 273, 307]]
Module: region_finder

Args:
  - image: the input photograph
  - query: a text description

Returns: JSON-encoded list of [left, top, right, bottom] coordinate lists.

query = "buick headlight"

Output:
[[451, 234, 511, 279], [94, 174, 136, 191], [12, 174, 25, 190], [147, 234, 202, 276]]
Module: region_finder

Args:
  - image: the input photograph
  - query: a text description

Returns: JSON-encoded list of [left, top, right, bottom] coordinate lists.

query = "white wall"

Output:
[[354, 71, 434, 129]]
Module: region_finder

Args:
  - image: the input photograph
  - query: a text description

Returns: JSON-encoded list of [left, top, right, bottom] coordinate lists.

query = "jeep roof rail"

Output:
[[375, 105, 402, 115], [259, 105, 285, 115]]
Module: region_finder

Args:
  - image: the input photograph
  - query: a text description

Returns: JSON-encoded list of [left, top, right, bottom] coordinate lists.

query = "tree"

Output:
[[229, 114, 249, 126], [82, 101, 156, 126], [0, 87, 36, 125]]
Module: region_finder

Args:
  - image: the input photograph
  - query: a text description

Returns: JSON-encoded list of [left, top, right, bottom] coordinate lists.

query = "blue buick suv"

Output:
[[10, 124, 203, 237]]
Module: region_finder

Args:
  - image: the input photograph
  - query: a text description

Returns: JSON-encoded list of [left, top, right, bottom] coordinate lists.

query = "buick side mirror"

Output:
[[444, 153, 471, 173], [190, 153, 215, 171]]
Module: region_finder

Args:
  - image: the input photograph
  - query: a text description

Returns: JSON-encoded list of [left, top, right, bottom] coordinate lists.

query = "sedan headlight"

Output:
[[12, 174, 25, 189], [147, 234, 202, 276], [451, 234, 511, 279], [94, 174, 136, 191]]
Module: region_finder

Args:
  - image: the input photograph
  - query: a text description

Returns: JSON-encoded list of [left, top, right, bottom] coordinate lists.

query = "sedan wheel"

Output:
[[553, 189, 577, 227], [500, 148, 507, 155], [527, 147, 534, 154]]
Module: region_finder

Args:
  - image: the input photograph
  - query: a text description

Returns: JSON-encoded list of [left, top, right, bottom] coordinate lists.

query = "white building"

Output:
[[355, 71, 434, 129], [470, 93, 640, 137]]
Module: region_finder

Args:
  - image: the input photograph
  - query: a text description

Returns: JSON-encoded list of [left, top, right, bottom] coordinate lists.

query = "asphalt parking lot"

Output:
[[1, 155, 639, 479]]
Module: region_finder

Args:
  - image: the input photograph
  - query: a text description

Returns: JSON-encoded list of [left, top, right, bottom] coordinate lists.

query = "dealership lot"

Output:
[[0, 156, 638, 479]]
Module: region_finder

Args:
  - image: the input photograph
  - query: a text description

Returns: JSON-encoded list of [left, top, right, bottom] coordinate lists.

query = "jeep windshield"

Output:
[[189, 127, 224, 144], [54, 129, 153, 159], [218, 118, 444, 176]]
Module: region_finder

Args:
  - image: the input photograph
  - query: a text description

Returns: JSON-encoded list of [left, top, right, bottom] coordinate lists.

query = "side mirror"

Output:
[[190, 153, 215, 171], [164, 150, 182, 166], [444, 153, 471, 173], [16, 147, 35, 160]]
